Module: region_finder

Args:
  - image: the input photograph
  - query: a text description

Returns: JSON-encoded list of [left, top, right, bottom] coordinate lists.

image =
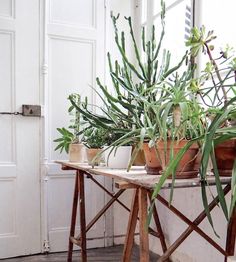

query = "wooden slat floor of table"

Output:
[[1, 245, 160, 262]]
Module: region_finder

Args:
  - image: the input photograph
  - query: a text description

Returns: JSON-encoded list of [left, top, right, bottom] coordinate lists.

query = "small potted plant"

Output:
[[82, 127, 107, 166], [54, 93, 86, 162], [102, 128, 133, 169]]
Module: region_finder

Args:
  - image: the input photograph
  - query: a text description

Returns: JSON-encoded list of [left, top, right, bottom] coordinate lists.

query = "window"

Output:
[[137, 0, 194, 64]]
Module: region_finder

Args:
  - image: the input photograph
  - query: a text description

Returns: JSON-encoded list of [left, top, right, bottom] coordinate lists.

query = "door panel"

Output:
[[0, 0, 41, 258], [45, 0, 106, 252], [50, 0, 95, 27]]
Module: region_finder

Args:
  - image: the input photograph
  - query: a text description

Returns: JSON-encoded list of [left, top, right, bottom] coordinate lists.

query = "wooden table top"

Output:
[[55, 161, 231, 190]]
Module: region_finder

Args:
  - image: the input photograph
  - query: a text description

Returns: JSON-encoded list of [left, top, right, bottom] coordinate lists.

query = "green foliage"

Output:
[[56, 0, 236, 234], [82, 127, 107, 149], [54, 94, 83, 153], [54, 127, 74, 153], [68, 1, 206, 166]]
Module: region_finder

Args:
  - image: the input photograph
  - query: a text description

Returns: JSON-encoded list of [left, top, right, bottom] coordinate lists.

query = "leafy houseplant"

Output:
[[151, 25, 236, 231], [82, 127, 107, 166], [54, 94, 86, 162], [186, 26, 236, 226]]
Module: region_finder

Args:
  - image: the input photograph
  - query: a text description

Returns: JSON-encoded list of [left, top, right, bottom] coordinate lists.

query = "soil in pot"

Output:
[[86, 148, 102, 166], [143, 140, 200, 178], [69, 143, 85, 162], [214, 139, 236, 176]]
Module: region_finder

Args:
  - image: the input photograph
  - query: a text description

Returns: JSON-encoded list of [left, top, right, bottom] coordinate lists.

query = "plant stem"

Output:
[[204, 43, 228, 104]]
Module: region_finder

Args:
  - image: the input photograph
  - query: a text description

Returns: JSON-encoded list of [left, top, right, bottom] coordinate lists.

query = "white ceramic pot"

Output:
[[69, 143, 86, 162], [104, 146, 132, 169]]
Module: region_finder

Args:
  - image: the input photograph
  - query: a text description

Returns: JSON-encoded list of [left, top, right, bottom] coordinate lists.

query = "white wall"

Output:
[[149, 188, 230, 262]]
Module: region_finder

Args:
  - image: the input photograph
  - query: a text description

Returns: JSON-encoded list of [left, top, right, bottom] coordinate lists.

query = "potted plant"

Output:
[[185, 26, 236, 225], [102, 128, 133, 169], [186, 26, 236, 175], [82, 127, 107, 166], [104, 2, 205, 177], [151, 25, 236, 231], [54, 93, 86, 162], [66, 1, 206, 175]]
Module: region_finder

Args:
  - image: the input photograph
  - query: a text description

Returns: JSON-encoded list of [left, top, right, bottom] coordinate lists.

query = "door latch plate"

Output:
[[22, 105, 41, 117]]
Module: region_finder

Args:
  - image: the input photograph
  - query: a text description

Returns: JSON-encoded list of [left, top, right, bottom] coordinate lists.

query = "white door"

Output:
[[0, 0, 41, 259], [44, 0, 108, 252]]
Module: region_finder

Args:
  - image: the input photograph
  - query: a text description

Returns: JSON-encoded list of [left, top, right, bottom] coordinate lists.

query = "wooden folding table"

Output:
[[56, 161, 235, 262]]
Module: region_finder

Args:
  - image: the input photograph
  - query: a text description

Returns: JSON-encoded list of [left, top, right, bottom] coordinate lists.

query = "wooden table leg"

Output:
[[122, 189, 139, 262], [139, 188, 149, 262], [78, 171, 87, 262], [148, 192, 168, 256], [68, 173, 79, 262], [225, 206, 236, 262]]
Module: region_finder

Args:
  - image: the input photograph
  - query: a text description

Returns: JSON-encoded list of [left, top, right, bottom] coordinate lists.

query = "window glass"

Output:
[[201, 0, 236, 47], [141, 0, 147, 24], [153, 0, 192, 65], [154, 0, 178, 15]]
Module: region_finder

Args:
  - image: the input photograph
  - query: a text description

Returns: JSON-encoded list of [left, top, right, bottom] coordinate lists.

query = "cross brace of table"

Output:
[[122, 183, 235, 262], [67, 170, 168, 262]]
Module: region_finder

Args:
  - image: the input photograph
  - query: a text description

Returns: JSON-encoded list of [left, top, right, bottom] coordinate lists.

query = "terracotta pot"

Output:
[[133, 148, 146, 166], [69, 143, 85, 162], [143, 143, 162, 174], [214, 139, 236, 176], [143, 140, 200, 178], [86, 148, 102, 166]]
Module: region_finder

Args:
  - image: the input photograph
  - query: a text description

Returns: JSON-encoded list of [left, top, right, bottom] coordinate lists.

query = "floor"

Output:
[[1, 245, 160, 262]]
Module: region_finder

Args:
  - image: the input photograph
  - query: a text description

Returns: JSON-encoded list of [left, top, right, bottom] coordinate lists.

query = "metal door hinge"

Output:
[[43, 240, 50, 253]]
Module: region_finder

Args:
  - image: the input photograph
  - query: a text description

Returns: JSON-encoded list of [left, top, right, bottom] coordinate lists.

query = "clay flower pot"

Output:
[[86, 148, 103, 166], [69, 143, 85, 163], [132, 148, 146, 166], [143, 140, 200, 178], [214, 139, 236, 176]]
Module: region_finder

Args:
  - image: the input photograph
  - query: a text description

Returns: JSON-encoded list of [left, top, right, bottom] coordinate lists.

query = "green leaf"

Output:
[[229, 160, 236, 218]]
